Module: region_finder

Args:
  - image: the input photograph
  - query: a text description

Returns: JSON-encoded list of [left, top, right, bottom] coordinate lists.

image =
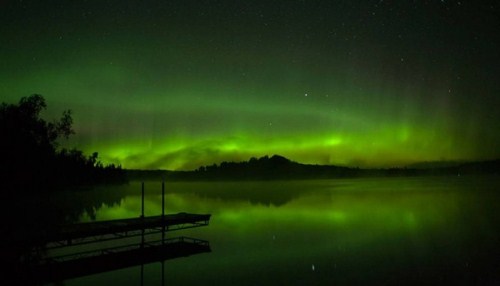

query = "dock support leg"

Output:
[[141, 182, 145, 218], [141, 182, 145, 249], [162, 180, 165, 244]]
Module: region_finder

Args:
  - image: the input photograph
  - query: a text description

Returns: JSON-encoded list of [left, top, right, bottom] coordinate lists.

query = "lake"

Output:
[[42, 176, 500, 285]]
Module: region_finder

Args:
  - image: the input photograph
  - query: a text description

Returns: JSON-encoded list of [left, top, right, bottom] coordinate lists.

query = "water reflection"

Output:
[[68, 176, 500, 285], [31, 236, 210, 285]]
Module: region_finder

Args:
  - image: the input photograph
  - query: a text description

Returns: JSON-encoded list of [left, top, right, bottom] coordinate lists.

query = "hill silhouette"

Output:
[[126, 155, 500, 181]]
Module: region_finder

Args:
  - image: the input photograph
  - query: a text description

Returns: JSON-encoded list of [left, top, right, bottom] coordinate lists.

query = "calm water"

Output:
[[49, 176, 500, 285]]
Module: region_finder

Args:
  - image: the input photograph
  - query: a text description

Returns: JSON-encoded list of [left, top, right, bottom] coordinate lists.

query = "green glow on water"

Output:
[[81, 178, 467, 241], [66, 177, 500, 285]]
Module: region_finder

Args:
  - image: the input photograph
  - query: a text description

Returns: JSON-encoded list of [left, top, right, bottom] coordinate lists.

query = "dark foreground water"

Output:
[[44, 176, 500, 285]]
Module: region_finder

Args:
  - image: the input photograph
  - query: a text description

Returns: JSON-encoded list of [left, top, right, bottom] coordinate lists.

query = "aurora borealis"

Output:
[[1, 1, 499, 170]]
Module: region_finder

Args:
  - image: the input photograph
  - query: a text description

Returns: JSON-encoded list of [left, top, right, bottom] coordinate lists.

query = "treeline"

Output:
[[53, 149, 126, 186], [153, 155, 500, 181], [0, 95, 127, 195]]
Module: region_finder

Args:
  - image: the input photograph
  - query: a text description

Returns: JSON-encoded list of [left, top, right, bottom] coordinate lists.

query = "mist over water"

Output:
[[54, 176, 500, 285]]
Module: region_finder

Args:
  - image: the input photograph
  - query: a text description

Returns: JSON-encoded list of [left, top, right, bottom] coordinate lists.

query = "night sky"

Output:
[[1, 0, 499, 170]]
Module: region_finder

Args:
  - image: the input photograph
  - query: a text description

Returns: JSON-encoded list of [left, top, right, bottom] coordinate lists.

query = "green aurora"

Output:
[[1, 1, 499, 170]]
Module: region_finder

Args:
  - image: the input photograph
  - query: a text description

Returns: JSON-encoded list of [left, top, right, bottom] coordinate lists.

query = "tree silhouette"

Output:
[[0, 94, 125, 194]]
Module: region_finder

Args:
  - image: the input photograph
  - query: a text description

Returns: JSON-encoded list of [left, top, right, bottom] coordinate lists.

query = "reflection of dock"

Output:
[[31, 237, 210, 284]]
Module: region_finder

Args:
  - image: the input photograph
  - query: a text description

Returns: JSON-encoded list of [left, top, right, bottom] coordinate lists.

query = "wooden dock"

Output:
[[41, 213, 211, 248], [25, 182, 212, 284]]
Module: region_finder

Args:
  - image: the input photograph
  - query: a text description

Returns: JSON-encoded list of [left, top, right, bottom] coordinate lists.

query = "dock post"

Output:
[[162, 180, 165, 244], [141, 182, 145, 218], [162, 180, 165, 217], [141, 182, 145, 249]]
